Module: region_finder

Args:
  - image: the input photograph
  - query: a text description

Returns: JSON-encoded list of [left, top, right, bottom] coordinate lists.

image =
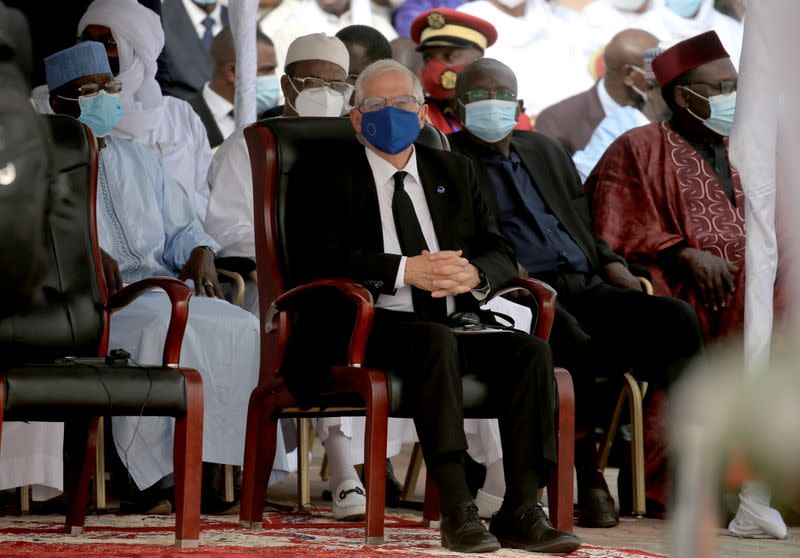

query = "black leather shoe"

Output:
[[577, 473, 620, 528], [441, 502, 501, 553], [490, 503, 581, 554]]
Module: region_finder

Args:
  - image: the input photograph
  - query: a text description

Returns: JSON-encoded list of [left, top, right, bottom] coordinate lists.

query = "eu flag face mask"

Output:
[[78, 90, 123, 138], [255, 75, 281, 114], [360, 106, 421, 155], [684, 87, 737, 136], [464, 100, 517, 143]]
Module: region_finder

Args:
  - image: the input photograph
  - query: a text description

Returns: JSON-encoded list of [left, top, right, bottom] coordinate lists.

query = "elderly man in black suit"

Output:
[[448, 58, 703, 528], [284, 58, 580, 554]]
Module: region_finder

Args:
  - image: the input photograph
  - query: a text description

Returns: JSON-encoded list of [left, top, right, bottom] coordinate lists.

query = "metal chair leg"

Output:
[[624, 373, 646, 517], [94, 418, 107, 511], [19, 486, 30, 515], [297, 418, 311, 510], [401, 442, 424, 501]]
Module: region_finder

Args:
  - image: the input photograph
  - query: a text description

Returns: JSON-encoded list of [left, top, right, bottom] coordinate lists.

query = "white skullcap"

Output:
[[284, 33, 349, 74]]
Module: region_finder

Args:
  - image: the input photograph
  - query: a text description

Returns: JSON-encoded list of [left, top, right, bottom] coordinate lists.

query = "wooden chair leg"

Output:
[[19, 486, 31, 515], [361, 370, 388, 545], [173, 369, 203, 548], [598, 383, 629, 471], [94, 418, 107, 511], [64, 417, 99, 535], [401, 442, 424, 501], [624, 373, 646, 517], [297, 418, 311, 510], [223, 465, 235, 502], [422, 472, 440, 526], [548, 368, 575, 531], [240, 382, 291, 529]]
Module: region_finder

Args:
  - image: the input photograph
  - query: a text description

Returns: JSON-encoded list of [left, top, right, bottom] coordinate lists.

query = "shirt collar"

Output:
[[181, 0, 222, 28], [364, 145, 421, 189], [597, 77, 622, 117], [202, 82, 234, 119]]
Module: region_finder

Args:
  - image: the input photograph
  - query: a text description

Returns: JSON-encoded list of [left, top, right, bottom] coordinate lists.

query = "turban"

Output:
[[78, 0, 165, 139], [652, 30, 730, 87], [45, 42, 110, 92]]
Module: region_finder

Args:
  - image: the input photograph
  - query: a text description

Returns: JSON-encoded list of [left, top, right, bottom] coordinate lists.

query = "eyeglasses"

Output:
[[630, 65, 658, 88], [290, 76, 353, 97], [686, 80, 737, 95], [359, 95, 422, 113], [57, 80, 123, 100], [77, 34, 117, 49], [459, 88, 517, 105]]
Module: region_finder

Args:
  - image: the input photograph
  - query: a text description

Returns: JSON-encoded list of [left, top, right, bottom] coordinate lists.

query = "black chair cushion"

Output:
[[2, 364, 188, 420]]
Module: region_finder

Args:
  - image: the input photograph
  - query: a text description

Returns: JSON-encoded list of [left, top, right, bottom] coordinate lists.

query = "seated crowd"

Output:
[[1, 0, 759, 554]]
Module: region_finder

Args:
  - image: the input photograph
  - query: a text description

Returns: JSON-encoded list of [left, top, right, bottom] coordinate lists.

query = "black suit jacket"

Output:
[[534, 83, 605, 156], [286, 142, 517, 306], [282, 142, 518, 398], [187, 89, 224, 148], [448, 130, 625, 274], [161, 0, 228, 100]]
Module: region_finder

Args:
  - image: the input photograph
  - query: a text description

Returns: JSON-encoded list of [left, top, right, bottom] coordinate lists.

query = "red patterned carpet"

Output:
[[0, 510, 666, 557]]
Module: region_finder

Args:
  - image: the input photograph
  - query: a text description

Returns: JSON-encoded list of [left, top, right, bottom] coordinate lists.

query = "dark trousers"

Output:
[[536, 272, 703, 434], [365, 308, 557, 510]]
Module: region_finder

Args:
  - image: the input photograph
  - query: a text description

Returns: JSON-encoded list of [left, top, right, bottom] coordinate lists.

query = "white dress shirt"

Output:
[[364, 146, 456, 315], [202, 82, 235, 140], [181, 0, 224, 39], [596, 77, 623, 117]]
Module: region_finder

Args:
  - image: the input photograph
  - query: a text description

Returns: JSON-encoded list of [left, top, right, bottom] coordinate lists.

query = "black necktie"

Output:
[[391, 171, 447, 321]]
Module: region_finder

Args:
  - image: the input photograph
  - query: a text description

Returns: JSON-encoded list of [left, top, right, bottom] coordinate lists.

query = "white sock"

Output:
[[482, 458, 506, 498], [322, 425, 361, 492]]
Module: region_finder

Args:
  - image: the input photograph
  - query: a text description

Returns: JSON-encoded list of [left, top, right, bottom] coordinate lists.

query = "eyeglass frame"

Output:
[[289, 75, 354, 97], [684, 80, 738, 96], [357, 95, 424, 113], [56, 79, 123, 101], [456, 88, 518, 106]]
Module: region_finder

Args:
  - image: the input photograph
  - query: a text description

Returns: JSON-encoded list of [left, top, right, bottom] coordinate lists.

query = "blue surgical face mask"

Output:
[[684, 88, 736, 136], [255, 75, 280, 114], [192, 0, 217, 5], [78, 90, 123, 138], [463, 99, 517, 143], [666, 0, 703, 18], [360, 106, 421, 155]]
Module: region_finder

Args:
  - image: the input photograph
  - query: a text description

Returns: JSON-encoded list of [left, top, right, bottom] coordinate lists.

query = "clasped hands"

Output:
[[404, 249, 481, 298]]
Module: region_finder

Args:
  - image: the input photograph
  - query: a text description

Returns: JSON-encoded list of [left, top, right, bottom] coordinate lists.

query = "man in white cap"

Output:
[[41, 41, 294, 514], [31, 0, 215, 222]]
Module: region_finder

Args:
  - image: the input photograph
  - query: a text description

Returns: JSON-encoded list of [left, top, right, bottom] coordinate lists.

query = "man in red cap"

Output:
[[410, 8, 532, 134], [586, 30, 744, 342]]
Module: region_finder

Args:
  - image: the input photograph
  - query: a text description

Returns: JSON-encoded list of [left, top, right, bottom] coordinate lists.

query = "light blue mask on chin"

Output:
[[192, 0, 217, 5], [78, 91, 123, 138], [666, 0, 703, 18], [464, 100, 518, 143], [255, 75, 281, 114], [684, 88, 737, 136]]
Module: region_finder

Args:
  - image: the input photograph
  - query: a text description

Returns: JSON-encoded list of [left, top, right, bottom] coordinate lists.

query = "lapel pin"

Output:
[[436, 186, 446, 194]]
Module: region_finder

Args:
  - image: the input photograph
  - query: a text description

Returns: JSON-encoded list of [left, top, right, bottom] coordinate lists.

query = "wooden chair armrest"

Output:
[[106, 277, 192, 367], [267, 278, 374, 366], [486, 277, 557, 341]]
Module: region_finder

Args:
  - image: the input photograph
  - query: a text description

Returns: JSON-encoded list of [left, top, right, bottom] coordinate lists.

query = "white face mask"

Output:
[[291, 87, 346, 117], [495, 0, 527, 8], [605, 0, 648, 11]]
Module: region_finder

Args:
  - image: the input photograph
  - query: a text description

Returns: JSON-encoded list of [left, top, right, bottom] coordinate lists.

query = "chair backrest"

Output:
[[244, 116, 448, 381], [0, 115, 104, 362]]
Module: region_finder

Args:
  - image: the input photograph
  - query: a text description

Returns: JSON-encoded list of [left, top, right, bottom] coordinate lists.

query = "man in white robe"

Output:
[[31, 0, 215, 222], [41, 41, 292, 510], [268, 0, 397, 69]]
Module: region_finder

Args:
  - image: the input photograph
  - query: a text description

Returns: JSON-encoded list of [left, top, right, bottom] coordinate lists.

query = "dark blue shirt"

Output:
[[484, 148, 590, 275]]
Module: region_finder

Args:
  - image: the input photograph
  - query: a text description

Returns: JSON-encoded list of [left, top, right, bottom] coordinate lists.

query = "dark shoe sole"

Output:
[[577, 516, 620, 528], [496, 534, 581, 554], [441, 535, 501, 554]]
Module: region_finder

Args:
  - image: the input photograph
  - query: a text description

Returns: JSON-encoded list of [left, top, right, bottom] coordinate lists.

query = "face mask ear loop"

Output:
[[285, 76, 301, 114], [679, 85, 709, 123]]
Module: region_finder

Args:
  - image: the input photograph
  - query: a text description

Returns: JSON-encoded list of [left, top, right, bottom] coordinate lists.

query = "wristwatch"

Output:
[[196, 245, 218, 259]]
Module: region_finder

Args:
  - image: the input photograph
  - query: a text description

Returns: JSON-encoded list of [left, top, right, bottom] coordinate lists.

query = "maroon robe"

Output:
[[585, 121, 746, 342]]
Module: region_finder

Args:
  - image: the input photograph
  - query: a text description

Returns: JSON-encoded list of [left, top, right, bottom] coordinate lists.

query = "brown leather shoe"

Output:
[[440, 502, 501, 553], [490, 503, 581, 554]]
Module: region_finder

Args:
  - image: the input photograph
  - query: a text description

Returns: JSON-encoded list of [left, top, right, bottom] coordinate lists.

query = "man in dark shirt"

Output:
[[449, 58, 704, 528]]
